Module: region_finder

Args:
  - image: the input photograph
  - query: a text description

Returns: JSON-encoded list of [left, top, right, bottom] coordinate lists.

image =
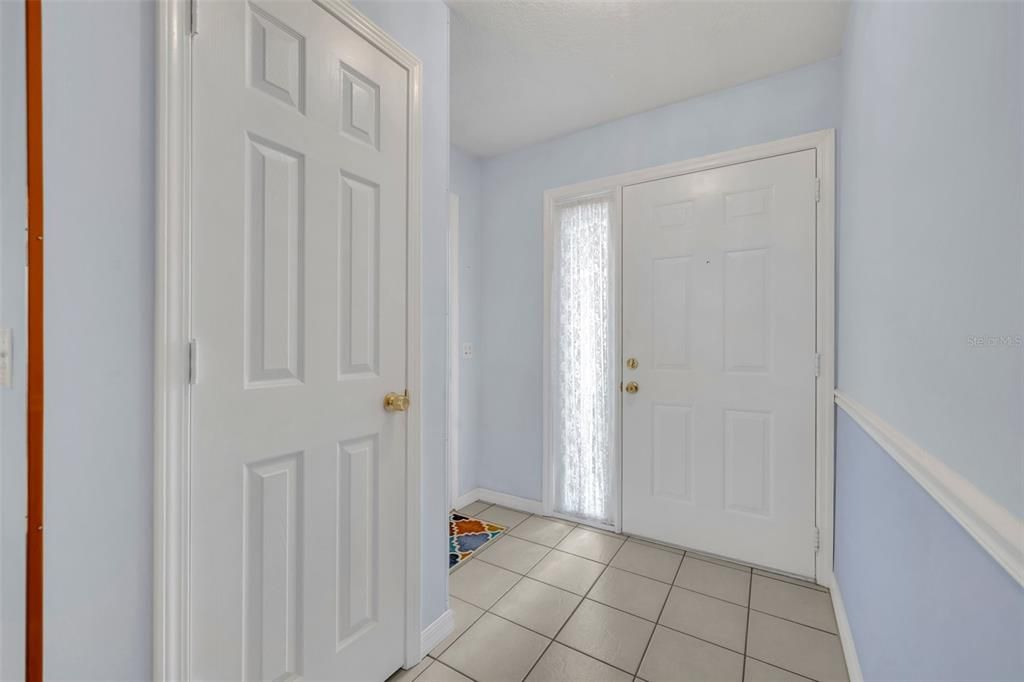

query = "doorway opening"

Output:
[[543, 131, 835, 583]]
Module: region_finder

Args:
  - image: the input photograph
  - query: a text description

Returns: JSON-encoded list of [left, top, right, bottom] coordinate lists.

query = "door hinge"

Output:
[[813, 352, 821, 378], [812, 527, 821, 553], [189, 0, 198, 36], [814, 177, 821, 203], [187, 339, 197, 385]]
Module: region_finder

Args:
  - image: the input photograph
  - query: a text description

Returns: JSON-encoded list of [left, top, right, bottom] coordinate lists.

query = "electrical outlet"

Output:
[[462, 343, 473, 359]]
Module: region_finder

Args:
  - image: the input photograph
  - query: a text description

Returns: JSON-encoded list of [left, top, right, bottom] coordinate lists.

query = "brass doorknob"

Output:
[[383, 391, 410, 412], [625, 381, 639, 394]]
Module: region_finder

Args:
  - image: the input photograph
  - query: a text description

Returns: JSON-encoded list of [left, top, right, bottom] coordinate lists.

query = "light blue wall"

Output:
[[835, 409, 1024, 680], [476, 58, 843, 501], [42, 1, 155, 678], [450, 146, 483, 497], [351, 0, 451, 630], [836, 1, 1023, 678], [0, 2, 27, 678], [838, 0, 1023, 516]]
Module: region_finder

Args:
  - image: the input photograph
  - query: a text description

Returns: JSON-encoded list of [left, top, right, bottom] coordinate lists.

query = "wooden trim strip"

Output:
[[25, 0, 43, 679]]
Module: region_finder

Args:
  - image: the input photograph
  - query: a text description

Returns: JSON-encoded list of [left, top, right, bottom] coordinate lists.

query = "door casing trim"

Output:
[[154, 1, 424, 677], [542, 130, 836, 584], [447, 192, 460, 509]]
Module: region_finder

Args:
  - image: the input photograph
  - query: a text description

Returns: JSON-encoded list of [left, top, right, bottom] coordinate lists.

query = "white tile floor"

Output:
[[389, 501, 848, 682]]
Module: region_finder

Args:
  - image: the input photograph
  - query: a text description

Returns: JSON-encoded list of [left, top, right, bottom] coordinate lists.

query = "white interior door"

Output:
[[190, 1, 410, 679], [621, 150, 818, 578]]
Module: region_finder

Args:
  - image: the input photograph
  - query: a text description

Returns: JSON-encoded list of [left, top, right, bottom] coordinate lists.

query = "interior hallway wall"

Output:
[[42, 1, 155, 678], [835, 1, 1023, 678], [450, 146, 484, 499], [475, 57, 842, 502], [0, 2, 27, 679], [351, 0, 452, 631], [838, 0, 1023, 517], [38, 2, 450, 678]]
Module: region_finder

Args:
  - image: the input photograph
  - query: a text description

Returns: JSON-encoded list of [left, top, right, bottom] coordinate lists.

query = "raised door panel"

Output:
[[245, 134, 305, 387], [247, 3, 306, 112], [723, 248, 770, 374], [337, 174, 380, 378], [243, 452, 304, 681], [723, 410, 772, 516], [336, 436, 380, 648], [339, 62, 380, 149], [652, 257, 692, 370], [651, 404, 693, 503]]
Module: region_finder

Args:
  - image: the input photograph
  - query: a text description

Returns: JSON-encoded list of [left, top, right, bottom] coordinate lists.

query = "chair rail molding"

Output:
[[835, 391, 1023, 586]]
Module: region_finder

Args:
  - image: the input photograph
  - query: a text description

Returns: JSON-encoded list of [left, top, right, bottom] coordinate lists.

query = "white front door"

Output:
[[621, 150, 818, 577], [190, 1, 410, 679]]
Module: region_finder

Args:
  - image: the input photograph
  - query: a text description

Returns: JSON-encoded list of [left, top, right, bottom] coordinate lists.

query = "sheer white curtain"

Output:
[[552, 196, 614, 526]]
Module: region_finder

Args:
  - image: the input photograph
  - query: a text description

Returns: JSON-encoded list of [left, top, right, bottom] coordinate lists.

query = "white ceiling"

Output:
[[450, 1, 848, 157]]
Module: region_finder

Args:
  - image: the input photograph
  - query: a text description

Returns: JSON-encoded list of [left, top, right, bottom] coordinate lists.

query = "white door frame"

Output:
[[542, 130, 836, 584], [447, 192, 460, 509], [153, 1, 424, 678]]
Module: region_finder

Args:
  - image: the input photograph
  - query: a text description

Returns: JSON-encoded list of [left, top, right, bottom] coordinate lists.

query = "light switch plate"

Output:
[[0, 329, 11, 388]]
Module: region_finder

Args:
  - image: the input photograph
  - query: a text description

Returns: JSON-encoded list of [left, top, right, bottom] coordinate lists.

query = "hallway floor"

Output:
[[392, 501, 849, 682]]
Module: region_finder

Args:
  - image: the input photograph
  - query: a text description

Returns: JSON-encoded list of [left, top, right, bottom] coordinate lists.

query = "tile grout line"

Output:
[[442, 513, 581, 680], [438, 511, 542, 676], [748, 607, 842, 637], [669, 582, 752, 609], [465, 501, 829, 593], [519, 529, 635, 681], [477, 552, 702, 630], [485, 533, 686, 588], [744, 653, 820, 682], [633, 548, 687, 680], [481, 541, 835, 634], [479, 567, 763, 664], [752, 569, 828, 593], [644, 609, 755, 660], [443, 567, 528, 681], [741, 557, 754, 682], [485, 607, 640, 679], [447, 510, 838, 681]]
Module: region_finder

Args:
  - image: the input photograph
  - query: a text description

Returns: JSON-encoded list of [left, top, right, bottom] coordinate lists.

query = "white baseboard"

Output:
[[830, 575, 863, 682], [420, 608, 454, 659], [453, 489, 478, 511], [835, 391, 1023, 587], [454, 487, 543, 515]]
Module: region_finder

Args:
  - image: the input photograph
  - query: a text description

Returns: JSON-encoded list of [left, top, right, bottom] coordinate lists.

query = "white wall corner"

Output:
[[419, 608, 454, 660], [454, 487, 544, 515], [835, 391, 1024, 587], [830, 575, 864, 682]]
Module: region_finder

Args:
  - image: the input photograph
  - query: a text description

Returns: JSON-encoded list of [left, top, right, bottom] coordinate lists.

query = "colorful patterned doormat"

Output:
[[449, 512, 506, 570]]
